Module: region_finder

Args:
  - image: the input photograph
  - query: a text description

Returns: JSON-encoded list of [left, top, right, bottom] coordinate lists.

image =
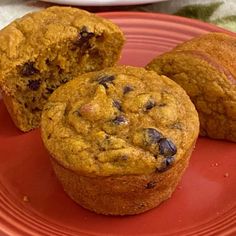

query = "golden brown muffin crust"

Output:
[[50, 142, 194, 215], [146, 32, 236, 141], [41, 66, 199, 176], [174, 32, 236, 82]]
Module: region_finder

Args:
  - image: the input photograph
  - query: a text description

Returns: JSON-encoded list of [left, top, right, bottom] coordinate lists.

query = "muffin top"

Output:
[[174, 32, 236, 84], [0, 6, 123, 79], [41, 66, 199, 176]]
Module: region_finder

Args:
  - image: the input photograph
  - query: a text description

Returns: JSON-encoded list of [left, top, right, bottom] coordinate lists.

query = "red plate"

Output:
[[0, 12, 236, 236]]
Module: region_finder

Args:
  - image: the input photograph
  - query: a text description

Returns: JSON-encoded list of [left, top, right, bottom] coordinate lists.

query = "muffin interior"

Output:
[[3, 27, 122, 130]]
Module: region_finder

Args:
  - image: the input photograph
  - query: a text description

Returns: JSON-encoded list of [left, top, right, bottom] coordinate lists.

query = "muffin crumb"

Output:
[[23, 195, 29, 202], [224, 172, 229, 178]]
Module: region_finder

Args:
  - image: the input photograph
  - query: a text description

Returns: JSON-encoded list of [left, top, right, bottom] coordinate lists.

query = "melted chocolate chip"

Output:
[[112, 115, 128, 125], [157, 156, 175, 172], [28, 80, 41, 91], [159, 138, 177, 156], [46, 59, 51, 65], [145, 128, 163, 144], [113, 100, 122, 111], [123, 85, 133, 94], [74, 26, 95, 47], [144, 99, 156, 111], [21, 62, 39, 76], [98, 75, 115, 89], [145, 181, 157, 189]]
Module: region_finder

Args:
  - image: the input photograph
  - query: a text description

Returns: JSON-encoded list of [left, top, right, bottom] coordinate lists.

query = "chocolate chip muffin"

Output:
[[146, 32, 236, 142], [41, 66, 199, 215], [0, 6, 124, 132]]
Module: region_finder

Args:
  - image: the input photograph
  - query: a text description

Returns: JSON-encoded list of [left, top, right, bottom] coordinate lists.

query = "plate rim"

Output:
[[0, 11, 235, 236], [97, 11, 235, 35]]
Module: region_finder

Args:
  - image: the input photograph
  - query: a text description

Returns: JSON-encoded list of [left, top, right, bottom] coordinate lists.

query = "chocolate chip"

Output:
[[47, 133, 52, 139], [113, 100, 122, 111], [61, 78, 68, 84], [159, 138, 177, 156], [28, 80, 40, 91], [98, 75, 115, 89], [123, 85, 133, 94], [145, 181, 157, 189], [112, 115, 128, 125], [46, 59, 51, 65], [46, 88, 54, 94], [80, 26, 94, 38], [145, 128, 163, 144], [144, 99, 156, 111], [74, 26, 95, 47], [157, 156, 175, 172], [21, 62, 39, 76], [57, 65, 63, 74]]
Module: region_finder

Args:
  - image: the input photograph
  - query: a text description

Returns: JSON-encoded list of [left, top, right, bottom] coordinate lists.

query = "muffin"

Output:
[[146, 32, 236, 142], [0, 6, 124, 132], [41, 66, 199, 215]]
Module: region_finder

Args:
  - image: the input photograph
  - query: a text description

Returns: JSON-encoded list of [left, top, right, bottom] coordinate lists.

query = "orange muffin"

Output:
[[41, 66, 199, 215], [146, 32, 236, 142], [0, 6, 124, 132]]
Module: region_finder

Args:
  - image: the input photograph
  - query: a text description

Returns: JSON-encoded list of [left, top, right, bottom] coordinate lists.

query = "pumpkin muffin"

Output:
[[0, 6, 124, 132], [41, 66, 199, 215], [146, 32, 236, 142]]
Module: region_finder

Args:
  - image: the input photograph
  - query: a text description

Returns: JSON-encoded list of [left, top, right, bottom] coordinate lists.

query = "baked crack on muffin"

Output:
[[0, 6, 124, 131], [146, 32, 236, 142], [41, 66, 199, 215]]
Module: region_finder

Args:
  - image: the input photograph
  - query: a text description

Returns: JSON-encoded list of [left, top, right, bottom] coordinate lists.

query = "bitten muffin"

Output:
[[41, 66, 199, 215], [146, 32, 236, 142], [0, 6, 124, 132]]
